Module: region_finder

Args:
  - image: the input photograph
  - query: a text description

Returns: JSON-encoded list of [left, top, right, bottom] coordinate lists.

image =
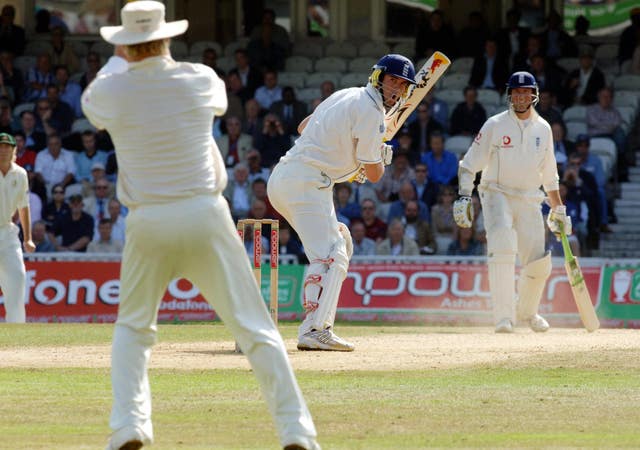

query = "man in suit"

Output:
[[215, 115, 254, 168], [270, 86, 307, 137], [469, 37, 509, 94], [561, 46, 605, 107], [496, 8, 530, 68]]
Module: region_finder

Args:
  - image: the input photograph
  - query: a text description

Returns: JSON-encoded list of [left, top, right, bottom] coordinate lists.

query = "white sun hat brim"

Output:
[[100, 19, 188, 45]]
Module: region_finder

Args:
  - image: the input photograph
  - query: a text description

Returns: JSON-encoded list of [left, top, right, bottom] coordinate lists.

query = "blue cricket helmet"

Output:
[[506, 71, 539, 108], [371, 54, 417, 84]]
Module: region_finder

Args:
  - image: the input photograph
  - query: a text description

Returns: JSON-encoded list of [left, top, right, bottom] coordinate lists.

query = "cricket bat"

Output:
[[561, 229, 600, 332], [383, 51, 451, 141]]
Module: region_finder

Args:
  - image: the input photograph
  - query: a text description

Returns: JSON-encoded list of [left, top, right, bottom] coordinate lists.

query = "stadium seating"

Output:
[[441, 73, 468, 90], [566, 121, 587, 141], [324, 41, 357, 58], [170, 40, 190, 58], [359, 41, 390, 57], [477, 89, 501, 107], [12, 102, 34, 119], [90, 41, 114, 58], [314, 56, 348, 72], [613, 75, 640, 91], [13, 55, 36, 74], [306, 72, 341, 88], [24, 40, 53, 56], [189, 40, 223, 56], [278, 72, 307, 89], [392, 42, 414, 57], [71, 118, 97, 134], [224, 39, 248, 57], [339, 72, 368, 88], [348, 56, 377, 73], [594, 43, 619, 66], [285, 56, 313, 72], [449, 57, 473, 74], [216, 56, 235, 72], [556, 57, 579, 73], [71, 41, 89, 57], [297, 87, 321, 103], [563, 105, 587, 122], [445, 135, 473, 157], [292, 41, 323, 58], [589, 137, 617, 177]]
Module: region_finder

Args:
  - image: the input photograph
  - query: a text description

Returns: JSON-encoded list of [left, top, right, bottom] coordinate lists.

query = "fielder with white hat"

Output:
[[82, 2, 319, 449]]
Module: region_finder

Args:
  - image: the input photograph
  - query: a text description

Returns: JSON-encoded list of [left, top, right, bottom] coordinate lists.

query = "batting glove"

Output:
[[547, 205, 572, 239], [453, 196, 473, 228], [381, 143, 393, 166]]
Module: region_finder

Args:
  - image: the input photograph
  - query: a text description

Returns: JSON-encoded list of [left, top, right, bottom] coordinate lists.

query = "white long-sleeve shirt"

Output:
[[81, 55, 228, 208], [459, 108, 558, 201], [281, 84, 384, 183]]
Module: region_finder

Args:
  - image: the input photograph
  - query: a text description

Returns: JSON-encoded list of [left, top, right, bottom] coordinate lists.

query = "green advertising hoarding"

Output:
[[386, 0, 438, 12], [597, 265, 640, 327], [260, 264, 305, 319], [564, 0, 636, 35]]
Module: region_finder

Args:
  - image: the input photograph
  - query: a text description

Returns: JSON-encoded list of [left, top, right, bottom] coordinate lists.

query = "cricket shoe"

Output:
[[297, 329, 355, 352], [529, 314, 549, 332], [105, 426, 149, 450], [494, 318, 513, 333]]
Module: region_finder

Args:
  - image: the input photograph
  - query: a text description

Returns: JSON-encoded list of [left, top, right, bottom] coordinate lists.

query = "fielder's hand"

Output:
[[453, 196, 473, 228], [547, 205, 572, 239], [381, 144, 393, 166]]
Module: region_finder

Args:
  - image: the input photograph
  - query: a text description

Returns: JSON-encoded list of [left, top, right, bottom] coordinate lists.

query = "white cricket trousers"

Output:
[[111, 194, 317, 449], [0, 226, 26, 323]]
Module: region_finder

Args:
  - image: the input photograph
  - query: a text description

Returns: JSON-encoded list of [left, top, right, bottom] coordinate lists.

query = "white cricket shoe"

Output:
[[529, 314, 549, 332], [495, 318, 513, 333], [297, 329, 355, 352]]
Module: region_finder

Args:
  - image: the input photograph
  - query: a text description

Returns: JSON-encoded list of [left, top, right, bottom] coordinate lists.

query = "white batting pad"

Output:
[[517, 252, 552, 322], [488, 254, 516, 324]]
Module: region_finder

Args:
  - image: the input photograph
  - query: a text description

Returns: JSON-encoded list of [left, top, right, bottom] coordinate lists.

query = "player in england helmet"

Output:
[[506, 71, 539, 114], [369, 54, 417, 111]]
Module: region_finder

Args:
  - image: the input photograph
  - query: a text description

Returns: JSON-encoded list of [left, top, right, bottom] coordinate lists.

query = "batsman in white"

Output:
[[81, 3, 319, 450], [268, 54, 416, 351], [0, 132, 35, 323], [453, 71, 572, 333]]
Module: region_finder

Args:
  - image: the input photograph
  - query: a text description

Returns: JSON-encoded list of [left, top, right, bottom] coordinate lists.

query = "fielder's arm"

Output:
[[18, 206, 35, 253]]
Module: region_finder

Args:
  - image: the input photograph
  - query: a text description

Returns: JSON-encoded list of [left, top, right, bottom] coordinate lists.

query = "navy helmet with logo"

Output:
[[371, 54, 417, 85], [506, 71, 539, 108]]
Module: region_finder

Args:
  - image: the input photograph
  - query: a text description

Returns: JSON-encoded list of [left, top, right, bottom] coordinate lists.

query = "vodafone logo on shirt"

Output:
[[501, 135, 513, 148]]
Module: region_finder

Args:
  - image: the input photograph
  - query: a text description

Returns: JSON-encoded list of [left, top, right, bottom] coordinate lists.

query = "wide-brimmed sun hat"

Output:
[[100, 1, 188, 46]]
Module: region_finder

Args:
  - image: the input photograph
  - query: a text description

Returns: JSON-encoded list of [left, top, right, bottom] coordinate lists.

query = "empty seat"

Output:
[[297, 87, 321, 103], [170, 40, 189, 58], [436, 89, 465, 106], [348, 56, 377, 73], [617, 106, 636, 133], [292, 41, 324, 58], [613, 74, 640, 91], [359, 41, 390, 57], [216, 56, 235, 72], [190, 40, 223, 56], [224, 39, 248, 56], [324, 42, 357, 58], [306, 72, 341, 88], [566, 121, 587, 142], [71, 118, 96, 134], [12, 102, 34, 119], [563, 105, 587, 122], [13, 55, 36, 74], [314, 56, 347, 72], [614, 90, 640, 109], [278, 72, 307, 89], [339, 72, 368, 88], [449, 57, 473, 74], [445, 135, 473, 157], [71, 41, 89, 57], [441, 73, 469, 90], [556, 57, 579, 73], [477, 89, 501, 107], [285, 56, 313, 73], [589, 137, 617, 175], [392, 42, 414, 56], [594, 43, 618, 63]]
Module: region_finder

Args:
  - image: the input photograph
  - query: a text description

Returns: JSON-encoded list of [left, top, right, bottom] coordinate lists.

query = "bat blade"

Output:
[[383, 51, 451, 141], [561, 230, 600, 332]]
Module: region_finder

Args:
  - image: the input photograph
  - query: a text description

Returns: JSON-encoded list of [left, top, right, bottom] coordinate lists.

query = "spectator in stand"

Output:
[[223, 161, 252, 220], [270, 86, 307, 138], [13, 131, 36, 172], [376, 218, 419, 256], [32, 220, 55, 252], [357, 198, 387, 243], [551, 121, 574, 168], [246, 149, 271, 184], [82, 162, 114, 197], [250, 177, 281, 220], [18, 110, 46, 151], [0, 5, 25, 57], [0, 50, 25, 104], [254, 70, 282, 111], [243, 98, 262, 142], [255, 112, 289, 168], [44, 84, 74, 134], [334, 183, 361, 223], [201, 47, 225, 78], [536, 89, 563, 126], [450, 86, 486, 136], [387, 181, 429, 223], [619, 7, 640, 65], [216, 115, 253, 168], [33, 98, 58, 136], [27, 179, 42, 222], [54, 65, 82, 118], [74, 130, 108, 182], [376, 151, 415, 203], [543, 181, 583, 256], [456, 11, 489, 59], [540, 9, 578, 59], [320, 80, 335, 101], [49, 26, 80, 74], [425, 91, 449, 131], [586, 86, 628, 180], [469, 36, 510, 95], [87, 218, 123, 254], [228, 48, 262, 98], [411, 162, 439, 210], [394, 127, 420, 166], [409, 101, 443, 154], [226, 70, 252, 105], [34, 134, 76, 192], [401, 199, 436, 255], [48, 193, 93, 252], [79, 52, 101, 91], [249, 9, 291, 56], [421, 132, 458, 186], [25, 53, 54, 101], [528, 54, 564, 95], [574, 134, 611, 233], [83, 177, 113, 224], [42, 183, 70, 226], [513, 34, 544, 72], [497, 8, 530, 69], [247, 22, 286, 72], [415, 9, 457, 60], [573, 15, 594, 49], [431, 185, 456, 254], [561, 46, 605, 107], [0, 96, 12, 132], [447, 225, 483, 256], [350, 221, 376, 256], [221, 74, 245, 123]]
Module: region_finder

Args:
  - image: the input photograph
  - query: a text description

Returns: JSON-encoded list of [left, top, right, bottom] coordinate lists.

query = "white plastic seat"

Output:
[[392, 42, 414, 57], [305, 72, 341, 88], [71, 118, 96, 134], [589, 137, 617, 175], [278, 72, 307, 89], [12, 102, 34, 119], [314, 56, 347, 72], [358, 41, 390, 57], [613, 75, 640, 91], [566, 121, 587, 142], [594, 43, 619, 64], [445, 135, 473, 157], [556, 57, 579, 73], [436, 89, 465, 106], [224, 39, 248, 57], [292, 41, 324, 58], [13, 55, 36, 74], [617, 106, 636, 133], [563, 105, 587, 122], [441, 73, 469, 90], [189, 40, 223, 56], [324, 42, 357, 58], [297, 87, 321, 103], [613, 90, 640, 109], [24, 40, 53, 56], [477, 89, 501, 107], [449, 57, 473, 74], [285, 56, 313, 73], [339, 72, 368, 88], [216, 56, 235, 72], [348, 56, 377, 73]]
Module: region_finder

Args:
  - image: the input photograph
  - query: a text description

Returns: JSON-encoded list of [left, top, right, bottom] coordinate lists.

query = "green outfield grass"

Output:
[[0, 324, 639, 449]]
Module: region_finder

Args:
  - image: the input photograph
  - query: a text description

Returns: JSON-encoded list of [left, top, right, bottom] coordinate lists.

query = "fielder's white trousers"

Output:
[[111, 194, 317, 449], [0, 226, 26, 323]]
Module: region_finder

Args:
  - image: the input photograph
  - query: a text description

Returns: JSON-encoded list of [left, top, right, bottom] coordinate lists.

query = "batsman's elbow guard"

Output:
[[453, 196, 473, 228]]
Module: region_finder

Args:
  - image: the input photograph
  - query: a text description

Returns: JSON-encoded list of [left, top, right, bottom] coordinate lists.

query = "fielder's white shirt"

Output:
[[281, 84, 384, 182], [81, 55, 228, 208], [0, 163, 28, 239], [459, 108, 558, 200]]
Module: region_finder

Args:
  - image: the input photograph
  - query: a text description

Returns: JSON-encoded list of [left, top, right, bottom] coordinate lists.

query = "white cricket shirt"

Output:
[[0, 163, 28, 237], [459, 108, 558, 200], [281, 84, 385, 182], [81, 55, 228, 208]]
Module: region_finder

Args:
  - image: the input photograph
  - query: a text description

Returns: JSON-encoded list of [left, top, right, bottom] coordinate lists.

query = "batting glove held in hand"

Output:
[[547, 205, 572, 239], [453, 196, 473, 228], [381, 144, 393, 166]]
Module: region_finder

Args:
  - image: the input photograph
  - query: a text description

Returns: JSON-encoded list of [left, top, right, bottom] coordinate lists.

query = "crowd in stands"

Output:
[[1, 5, 640, 259]]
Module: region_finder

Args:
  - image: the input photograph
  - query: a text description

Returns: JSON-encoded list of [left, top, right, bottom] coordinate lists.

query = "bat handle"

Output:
[[559, 225, 573, 261]]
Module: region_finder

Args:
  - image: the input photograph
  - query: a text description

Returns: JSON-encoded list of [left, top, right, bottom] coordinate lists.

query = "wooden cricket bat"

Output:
[[561, 229, 600, 332], [383, 51, 451, 141]]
